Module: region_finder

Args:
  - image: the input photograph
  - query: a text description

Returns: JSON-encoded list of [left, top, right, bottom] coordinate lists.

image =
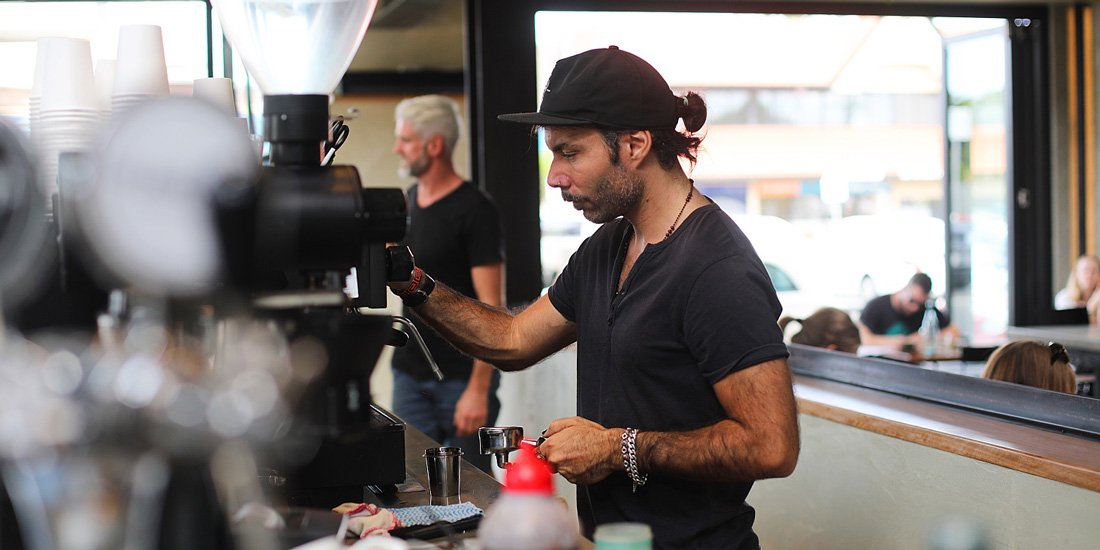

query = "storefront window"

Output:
[[0, 1, 211, 129], [534, 11, 1009, 343]]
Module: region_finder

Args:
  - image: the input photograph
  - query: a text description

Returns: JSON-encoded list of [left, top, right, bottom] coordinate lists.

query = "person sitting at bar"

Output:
[[858, 272, 960, 349], [779, 307, 861, 354], [1054, 254, 1100, 324], [981, 340, 1077, 394]]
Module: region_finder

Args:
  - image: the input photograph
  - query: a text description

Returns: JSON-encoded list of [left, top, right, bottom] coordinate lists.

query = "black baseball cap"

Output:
[[498, 46, 681, 130]]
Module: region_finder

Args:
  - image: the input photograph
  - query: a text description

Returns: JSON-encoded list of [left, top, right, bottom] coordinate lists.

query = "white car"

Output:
[[730, 214, 853, 319], [811, 214, 947, 302]]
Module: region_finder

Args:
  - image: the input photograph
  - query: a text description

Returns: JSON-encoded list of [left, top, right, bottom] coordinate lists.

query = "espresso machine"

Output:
[[0, 0, 436, 547], [207, 0, 425, 508]]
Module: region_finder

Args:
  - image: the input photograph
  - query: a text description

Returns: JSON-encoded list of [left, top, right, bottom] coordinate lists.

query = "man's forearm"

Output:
[[540, 362, 799, 486], [636, 360, 799, 483], [467, 360, 494, 392], [634, 418, 799, 483], [408, 281, 530, 370], [860, 331, 914, 348]]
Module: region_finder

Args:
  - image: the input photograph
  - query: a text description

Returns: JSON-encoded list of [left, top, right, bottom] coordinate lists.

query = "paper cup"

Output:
[[94, 59, 116, 115], [38, 37, 97, 112], [113, 25, 169, 96], [192, 77, 236, 116]]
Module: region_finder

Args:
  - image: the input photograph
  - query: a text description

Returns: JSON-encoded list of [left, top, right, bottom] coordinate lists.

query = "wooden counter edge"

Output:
[[793, 375, 1100, 493]]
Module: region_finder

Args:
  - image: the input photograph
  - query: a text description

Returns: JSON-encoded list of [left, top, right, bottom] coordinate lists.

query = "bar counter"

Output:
[[1006, 324, 1100, 352], [364, 425, 593, 549], [366, 426, 501, 514]]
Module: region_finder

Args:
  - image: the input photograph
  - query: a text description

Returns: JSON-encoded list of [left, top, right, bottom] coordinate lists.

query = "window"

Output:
[[534, 11, 1010, 344], [0, 1, 212, 130]]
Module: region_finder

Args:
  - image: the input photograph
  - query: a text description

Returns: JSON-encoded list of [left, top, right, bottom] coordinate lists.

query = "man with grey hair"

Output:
[[390, 95, 505, 473]]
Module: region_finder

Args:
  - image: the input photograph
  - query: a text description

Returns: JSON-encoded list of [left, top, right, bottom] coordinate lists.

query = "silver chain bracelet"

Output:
[[620, 427, 648, 492]]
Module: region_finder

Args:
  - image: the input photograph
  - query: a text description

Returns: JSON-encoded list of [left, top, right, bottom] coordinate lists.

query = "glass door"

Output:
[[941, 23, 1011, 342], [534, 11, 1012, 342]]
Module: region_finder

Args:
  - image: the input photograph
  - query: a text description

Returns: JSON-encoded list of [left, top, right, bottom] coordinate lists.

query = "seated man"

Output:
[[858, 273, 960, 349]]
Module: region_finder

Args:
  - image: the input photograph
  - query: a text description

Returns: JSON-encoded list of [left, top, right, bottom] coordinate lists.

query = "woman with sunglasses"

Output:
[[981, 340, 1077, 394]]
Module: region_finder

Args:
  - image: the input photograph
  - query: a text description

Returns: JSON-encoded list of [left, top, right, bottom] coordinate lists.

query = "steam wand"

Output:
[[391, 316, 444, 381]]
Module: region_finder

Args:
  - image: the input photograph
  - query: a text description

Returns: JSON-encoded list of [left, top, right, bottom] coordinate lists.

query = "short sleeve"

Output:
[[859, 299, 886, 333], [683, 254, 789, 384], [936, 308, 951, 328], [1054, 289, 1078, 310], [548, 249, 578, 322]]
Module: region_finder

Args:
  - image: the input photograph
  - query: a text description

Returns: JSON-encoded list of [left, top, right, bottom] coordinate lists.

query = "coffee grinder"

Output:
[[209, 0, 423, 506]]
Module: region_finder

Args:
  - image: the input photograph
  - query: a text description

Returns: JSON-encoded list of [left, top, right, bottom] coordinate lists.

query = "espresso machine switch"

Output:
[[385, 245, 415, 282]]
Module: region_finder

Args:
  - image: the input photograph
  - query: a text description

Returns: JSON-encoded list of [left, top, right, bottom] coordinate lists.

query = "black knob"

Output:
[[385, 245, 415, 282]]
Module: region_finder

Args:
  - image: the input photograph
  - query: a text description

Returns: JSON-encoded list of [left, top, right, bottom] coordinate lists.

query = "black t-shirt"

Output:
[[859, 294, 950, 336], [392, 181, 504, 380], [548, 203, 789, 549]]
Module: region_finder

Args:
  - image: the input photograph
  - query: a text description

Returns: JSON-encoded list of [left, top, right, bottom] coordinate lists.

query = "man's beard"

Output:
[[562, 164, 644, 224], [398, 151, 431, 179]]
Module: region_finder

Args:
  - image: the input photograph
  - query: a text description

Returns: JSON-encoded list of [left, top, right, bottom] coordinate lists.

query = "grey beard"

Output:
[[398, 155, 430, 179]]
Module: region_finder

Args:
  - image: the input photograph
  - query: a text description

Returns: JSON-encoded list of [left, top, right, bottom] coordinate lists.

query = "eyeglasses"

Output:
[[1048, 341, 1070, 365], [903, 290, 925, 307]]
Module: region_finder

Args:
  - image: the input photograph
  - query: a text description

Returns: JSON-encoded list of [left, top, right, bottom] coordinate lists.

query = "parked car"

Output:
[[811, 214, 947, 303], [539, 201, 595, 287], [729, 214, 852, 318]]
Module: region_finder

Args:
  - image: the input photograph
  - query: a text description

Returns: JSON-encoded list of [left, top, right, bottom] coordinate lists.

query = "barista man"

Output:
[[390, 95, 505, 474], [390, 47, 799, 548]]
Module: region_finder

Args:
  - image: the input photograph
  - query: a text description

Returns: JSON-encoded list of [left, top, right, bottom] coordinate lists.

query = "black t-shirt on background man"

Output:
[[860, 294, 950, 336], [392, 181, 504, 380], [548, 203, 789, 549]]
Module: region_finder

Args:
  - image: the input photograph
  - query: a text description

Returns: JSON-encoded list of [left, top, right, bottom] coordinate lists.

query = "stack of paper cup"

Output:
[[28, 38, 55, 147], [112, 25, 170, 115], [94, 59, 116, 120], [34, 37, 100, 200], [192, 77, 237, 117]]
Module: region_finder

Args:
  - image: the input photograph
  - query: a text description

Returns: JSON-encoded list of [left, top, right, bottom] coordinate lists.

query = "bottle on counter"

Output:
[[594, 522, 652, 550], [919, 297, 940, 357], [477, 445, 578, 550]]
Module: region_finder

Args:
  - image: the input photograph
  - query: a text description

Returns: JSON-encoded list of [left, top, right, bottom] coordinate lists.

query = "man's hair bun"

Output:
[[679, 92, 707, 133]]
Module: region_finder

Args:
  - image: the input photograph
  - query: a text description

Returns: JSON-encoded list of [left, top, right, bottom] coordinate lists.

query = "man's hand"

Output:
[[452, 384, 489, 437], [539, 417, 622, 485]]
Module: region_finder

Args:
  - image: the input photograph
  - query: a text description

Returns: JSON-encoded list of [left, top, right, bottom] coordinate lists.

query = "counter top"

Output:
[[366, 427, 502, 512], [1007, 324, 1100, 352], [793, 374, 1100, 492], [364, 426, 593, 549], [361, 426, 501, 545]]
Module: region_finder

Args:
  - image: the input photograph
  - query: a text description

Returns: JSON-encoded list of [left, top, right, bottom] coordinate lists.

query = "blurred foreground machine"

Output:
[[0, 0, 438, 548]]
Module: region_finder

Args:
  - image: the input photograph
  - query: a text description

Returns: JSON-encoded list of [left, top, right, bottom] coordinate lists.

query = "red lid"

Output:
[[504, 445, 554, 495]]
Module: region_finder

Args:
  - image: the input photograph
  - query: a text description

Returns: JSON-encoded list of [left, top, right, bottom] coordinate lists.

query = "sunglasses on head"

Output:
[[1048, 341, 1070, 365]]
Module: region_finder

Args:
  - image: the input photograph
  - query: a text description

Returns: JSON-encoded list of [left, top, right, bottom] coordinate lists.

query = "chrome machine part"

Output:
[[77, 96, 258, 297], [478, 426, 524, 469], [392, 315, 444, 381], [0, 119, 52, 316]]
